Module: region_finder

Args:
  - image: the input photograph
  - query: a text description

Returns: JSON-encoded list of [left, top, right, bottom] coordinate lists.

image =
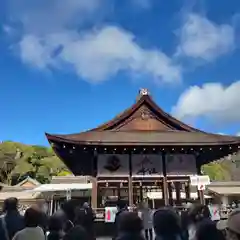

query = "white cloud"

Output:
[[19, 35, 53, 69], [5, 0, 181, 83], [5, 2, 236, 83], [237, 132, 240, 136], [177, 14, 235, 61], [7, 0, 103, 35], [172, 81, 240, 124], [19, 27, 181, 83]]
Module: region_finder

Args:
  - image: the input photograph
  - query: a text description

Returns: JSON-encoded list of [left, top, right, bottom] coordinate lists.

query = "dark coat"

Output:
[[116, 233, 144, 240], [113, 209, 128, 240], [52, 210, 73, 233], [0, 211, 25, 240], [80, 207, 96, 240]]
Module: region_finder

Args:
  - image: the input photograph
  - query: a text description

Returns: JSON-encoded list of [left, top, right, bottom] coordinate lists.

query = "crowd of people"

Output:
[[0, 197, 240, 240], [0, 197, 95, 240]]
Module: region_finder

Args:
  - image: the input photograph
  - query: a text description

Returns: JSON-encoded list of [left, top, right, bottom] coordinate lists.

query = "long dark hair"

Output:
[[153, 208, 182, 240], [189, 204, 211, 225]]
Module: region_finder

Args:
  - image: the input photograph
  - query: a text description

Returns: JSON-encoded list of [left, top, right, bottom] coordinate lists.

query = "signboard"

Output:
[[105, 206, 118, 223], [147, 191, 163, 199], [190, 175, 210, 186], [166, 154, 197, 175], [208, 205, 221, 221], [132, 154, 163, 176], [98, 154, 129, 176]]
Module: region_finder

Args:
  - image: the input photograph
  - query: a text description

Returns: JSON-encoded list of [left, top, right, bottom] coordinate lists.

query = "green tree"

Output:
[[202, 161, 231, 180], [0, 160, 16, 185], [27, 152, 45, 179], [0, 148, 23, 184], [0, 141, 72, 184]]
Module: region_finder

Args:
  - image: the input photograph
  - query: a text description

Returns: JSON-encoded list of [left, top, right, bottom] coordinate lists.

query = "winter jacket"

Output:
[[0, 211, 25, 240]]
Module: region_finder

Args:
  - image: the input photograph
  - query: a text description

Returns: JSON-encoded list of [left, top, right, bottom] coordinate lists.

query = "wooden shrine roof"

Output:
[[46, 130, 240, 146], [46, 89, 240, 148], [90, 92, 202, 132]]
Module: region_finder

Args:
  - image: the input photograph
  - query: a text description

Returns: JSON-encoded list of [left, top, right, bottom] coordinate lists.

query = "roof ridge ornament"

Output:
[[137, 88, 150, 101], [139, 88, 150, 96]]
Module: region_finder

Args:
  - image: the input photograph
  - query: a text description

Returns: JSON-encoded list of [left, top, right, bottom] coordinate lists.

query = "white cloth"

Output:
[[188, 224, 196, 240], [12, 227, 45, 240]]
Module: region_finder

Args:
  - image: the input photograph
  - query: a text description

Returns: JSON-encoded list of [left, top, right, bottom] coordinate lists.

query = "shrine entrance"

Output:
[[46, 88, 240, 211]]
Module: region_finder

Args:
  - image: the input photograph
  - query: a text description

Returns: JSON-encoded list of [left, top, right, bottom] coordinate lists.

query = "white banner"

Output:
[[166, 154, 197, 175], [132, 154, 163, 176], [105, 207, 118, 223], [209, 205, 221, 221], [97, 154, 129, 176], [190, 175, 210, 186]]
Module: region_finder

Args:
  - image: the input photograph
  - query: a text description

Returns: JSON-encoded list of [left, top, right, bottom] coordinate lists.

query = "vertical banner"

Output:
[[97, 154, 129, 176], [166, 154, 197, 175], [105, 207, 118, 223], [208, 205, 221, 221], [132, 154, 163, 176]]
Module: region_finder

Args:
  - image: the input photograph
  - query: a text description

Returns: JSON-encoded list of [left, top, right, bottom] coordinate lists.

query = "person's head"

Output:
[[153, 208, 181, 238], [61, 200, 76, 222], [63, 226, 87, 240], [188, 204, 210, 224], [82, 202, 89, 209], [117, 199, 127, 211], [24, 207, 42, 227], [201, 205, 211, 219], [217, 209, 240, 240], [196, 219, 225, 240], [3, 197, 18, 213], [118, 211, 143, 234], [48, 215, 63, 232]]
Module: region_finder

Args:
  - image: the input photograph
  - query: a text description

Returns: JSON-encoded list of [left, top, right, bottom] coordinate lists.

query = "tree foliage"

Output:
[[0, 141, 71, 184], [202, 161, 231, 181]]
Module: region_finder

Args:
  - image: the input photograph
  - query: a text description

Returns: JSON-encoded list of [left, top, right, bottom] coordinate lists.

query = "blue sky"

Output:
[[1, 0, 240, 146]]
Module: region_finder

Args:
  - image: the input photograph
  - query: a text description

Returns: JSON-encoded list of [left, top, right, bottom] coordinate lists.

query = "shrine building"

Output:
[[46, 89, 240, 209]]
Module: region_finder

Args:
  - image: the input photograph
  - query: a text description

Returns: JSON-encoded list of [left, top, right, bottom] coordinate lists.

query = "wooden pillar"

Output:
[[168, 182, 173, 205], [91, 177, 98, 209], [185, 181, 190, 200], [128, 152, 133, 207], [140, 182, 143, 202], [175, 182, 181, 205], [162, 152, 169, 206], [91, 151, 98, 209], [117, 184, 121, 199], [197, 160, 205, 205]]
